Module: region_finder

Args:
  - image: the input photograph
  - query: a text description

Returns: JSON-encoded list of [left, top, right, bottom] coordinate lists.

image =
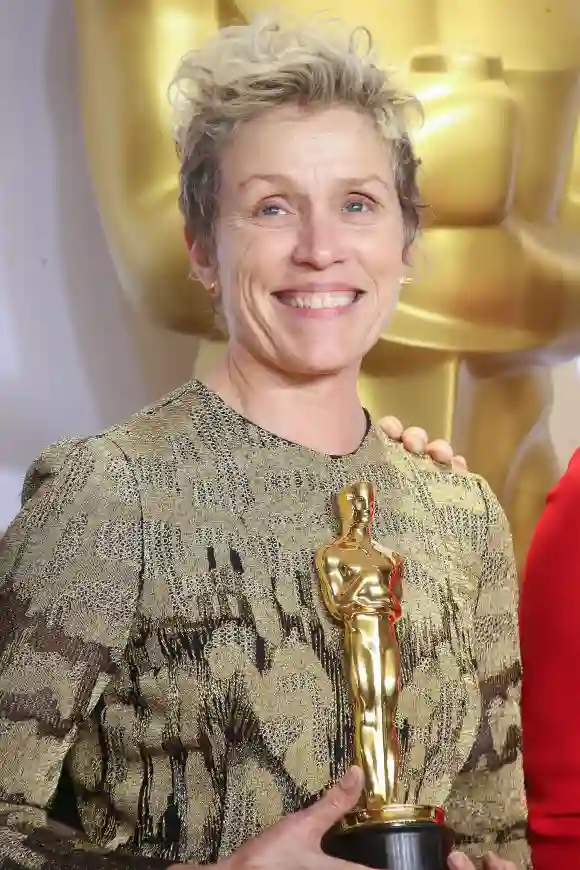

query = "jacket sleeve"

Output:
[[0, 435, 167, 869], [444, 477, 531, 868], [521, 449, 580, 870]]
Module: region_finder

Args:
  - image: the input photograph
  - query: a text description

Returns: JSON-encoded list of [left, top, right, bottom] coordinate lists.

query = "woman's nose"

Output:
[[292, 213, 347, 269]]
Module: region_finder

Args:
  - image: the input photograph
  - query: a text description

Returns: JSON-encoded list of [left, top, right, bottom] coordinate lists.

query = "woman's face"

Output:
[[193, 103, 407, 379]]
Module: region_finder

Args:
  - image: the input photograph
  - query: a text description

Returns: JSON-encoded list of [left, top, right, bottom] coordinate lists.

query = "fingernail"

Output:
[[379, 418, 401, 437], [447, 853, 469, 869], [341, 766, 360, 787]]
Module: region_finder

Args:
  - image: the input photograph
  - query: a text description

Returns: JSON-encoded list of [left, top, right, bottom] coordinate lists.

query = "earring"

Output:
[[400, 276, 411, 287]]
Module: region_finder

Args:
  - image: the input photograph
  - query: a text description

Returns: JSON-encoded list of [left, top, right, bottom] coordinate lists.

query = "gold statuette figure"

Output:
[[316, 482, 451, 869]]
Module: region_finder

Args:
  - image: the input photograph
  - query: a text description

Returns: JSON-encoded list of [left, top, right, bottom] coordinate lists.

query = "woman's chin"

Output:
[[273, 348, 365, 379]]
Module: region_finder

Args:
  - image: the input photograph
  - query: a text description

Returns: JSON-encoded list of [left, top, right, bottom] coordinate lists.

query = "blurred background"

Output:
[[0, 2, 199, 529]]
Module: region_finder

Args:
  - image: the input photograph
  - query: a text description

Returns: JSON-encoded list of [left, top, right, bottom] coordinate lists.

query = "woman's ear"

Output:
[[185, 230, 216, 289]]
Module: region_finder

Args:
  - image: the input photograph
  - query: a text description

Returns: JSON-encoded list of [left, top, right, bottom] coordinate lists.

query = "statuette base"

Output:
[[323, 804, 453, 870]]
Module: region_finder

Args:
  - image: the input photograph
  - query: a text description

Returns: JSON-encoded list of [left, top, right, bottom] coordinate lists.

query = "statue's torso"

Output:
[[320, 543, 401, 617]]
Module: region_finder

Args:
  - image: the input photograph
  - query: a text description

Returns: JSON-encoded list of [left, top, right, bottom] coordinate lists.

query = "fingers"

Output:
[[425, 438, 454, 465], [377, 416, 468, 472], [403, 432, 469, 472], [448, 852, 475, 869], [401, 426, 429, 455], [377, 415, 404, 440], [482, 854, 517, 869], [301, 767, 363, 838]]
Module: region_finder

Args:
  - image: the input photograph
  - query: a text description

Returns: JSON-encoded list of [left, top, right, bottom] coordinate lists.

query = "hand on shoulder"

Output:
[[378, 415, 468, 473]]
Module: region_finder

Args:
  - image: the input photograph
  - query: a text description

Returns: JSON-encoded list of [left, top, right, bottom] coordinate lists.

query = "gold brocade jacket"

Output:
[[0, 381, 529, 868]]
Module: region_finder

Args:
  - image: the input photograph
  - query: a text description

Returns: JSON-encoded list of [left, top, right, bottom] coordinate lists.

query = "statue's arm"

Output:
[[74, 0, 220, 333], [512, 219, 580, 349], [315, 552, 347, 618], [561, 120, 580, 229]]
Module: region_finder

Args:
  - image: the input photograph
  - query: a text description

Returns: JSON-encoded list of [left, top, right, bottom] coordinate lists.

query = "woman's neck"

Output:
[[202, 348, 368, 456]]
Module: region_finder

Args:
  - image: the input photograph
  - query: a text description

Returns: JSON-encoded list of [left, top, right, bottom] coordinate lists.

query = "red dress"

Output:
[[521, 448, 580, 869]]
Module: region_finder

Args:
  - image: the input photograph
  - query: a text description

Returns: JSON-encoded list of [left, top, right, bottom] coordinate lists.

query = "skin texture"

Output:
[[190, 104, 406, 457], [175, 103, 516, 870]]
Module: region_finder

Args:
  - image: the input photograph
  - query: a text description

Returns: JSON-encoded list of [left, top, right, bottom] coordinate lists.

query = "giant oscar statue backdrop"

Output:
[[75, 1, 580, 572]]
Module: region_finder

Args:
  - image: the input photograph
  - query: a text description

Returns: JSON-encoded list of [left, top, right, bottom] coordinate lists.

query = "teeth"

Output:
[[278, 292, 357, 309]]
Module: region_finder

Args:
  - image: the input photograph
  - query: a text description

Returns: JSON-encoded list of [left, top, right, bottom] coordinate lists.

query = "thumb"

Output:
[[301, 767, 364, 839]]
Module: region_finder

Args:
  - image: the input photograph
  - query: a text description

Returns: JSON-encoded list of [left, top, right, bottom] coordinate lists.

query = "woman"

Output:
[[521, 448, 580, 868], [0, 18, 526, 870]]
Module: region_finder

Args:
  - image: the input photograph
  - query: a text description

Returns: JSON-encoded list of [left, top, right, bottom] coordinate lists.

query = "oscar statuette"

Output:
[[316, 482, 453, 870]]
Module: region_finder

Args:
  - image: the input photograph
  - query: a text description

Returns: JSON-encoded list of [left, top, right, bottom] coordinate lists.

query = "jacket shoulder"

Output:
[[96, 381, 203, 460], [374, 426, 495, 516], [20, 435, 131, 506], [20, 382, 201, 505]]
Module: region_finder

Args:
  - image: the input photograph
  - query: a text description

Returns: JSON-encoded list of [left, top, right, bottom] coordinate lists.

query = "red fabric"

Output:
[[521, 449, 580, 869]]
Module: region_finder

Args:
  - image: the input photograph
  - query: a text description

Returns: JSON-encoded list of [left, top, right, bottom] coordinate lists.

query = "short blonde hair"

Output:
[[169, 16, 422, 260]]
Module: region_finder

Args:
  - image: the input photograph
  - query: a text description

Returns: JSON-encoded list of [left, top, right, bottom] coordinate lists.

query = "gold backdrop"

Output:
[[75, 0, 580, 572]]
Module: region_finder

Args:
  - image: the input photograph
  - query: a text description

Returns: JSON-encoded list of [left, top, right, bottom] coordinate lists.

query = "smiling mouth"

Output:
[[274, 290, 361, 310]]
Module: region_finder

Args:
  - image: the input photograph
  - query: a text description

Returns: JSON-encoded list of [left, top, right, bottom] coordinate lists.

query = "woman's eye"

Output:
[[343, 199, 372, 214], [259, 202, 288, 216]]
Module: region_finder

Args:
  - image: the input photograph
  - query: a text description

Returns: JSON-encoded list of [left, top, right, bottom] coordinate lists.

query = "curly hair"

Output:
[[168, 16, 423, 262]]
